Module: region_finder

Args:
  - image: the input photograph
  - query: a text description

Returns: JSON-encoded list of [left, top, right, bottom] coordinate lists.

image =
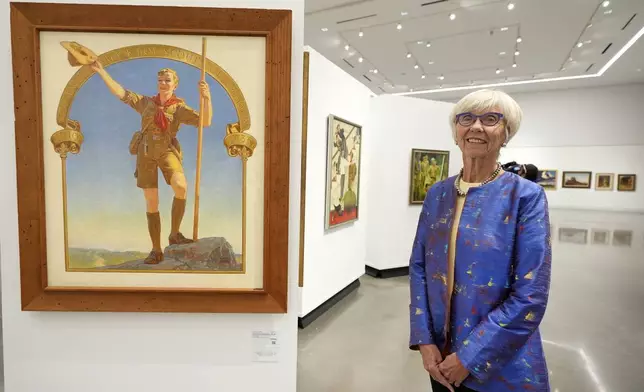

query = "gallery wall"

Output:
[[299, 47, 374, 317], [0, 1, 303, 391], [501, 84, 644, 212], [363, 95, 460, 271]]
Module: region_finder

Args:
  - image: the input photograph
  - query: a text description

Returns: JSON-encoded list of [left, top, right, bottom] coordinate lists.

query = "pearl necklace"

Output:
[[455, 163, 502, 197]]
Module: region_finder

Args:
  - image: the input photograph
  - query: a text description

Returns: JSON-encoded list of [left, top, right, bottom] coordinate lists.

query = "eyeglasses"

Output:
[[455, 112, 504, 127]]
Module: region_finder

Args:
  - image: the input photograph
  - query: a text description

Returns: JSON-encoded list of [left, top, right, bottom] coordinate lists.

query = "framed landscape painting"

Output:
[[617, 174, 637, 191], [325, 115, 362, 230], [409, 149, 450, 204], [562, 171, 592, 189], [536, 169, 558, 190], [10, 3, 292, 313], [595, 173, 614, 191]]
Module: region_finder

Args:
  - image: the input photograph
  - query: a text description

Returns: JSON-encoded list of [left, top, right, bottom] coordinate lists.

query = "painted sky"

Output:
[[66, 58, 242, 253]]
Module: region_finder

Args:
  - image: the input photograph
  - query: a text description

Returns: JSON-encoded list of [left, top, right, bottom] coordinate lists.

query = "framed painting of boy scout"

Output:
[[10, 3, 292, 313]]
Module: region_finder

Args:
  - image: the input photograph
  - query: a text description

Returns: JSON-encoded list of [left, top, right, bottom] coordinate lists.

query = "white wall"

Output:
[[364, 95, 459, 271], [299, 47, 373, 317], [0, 1, 303, 391], [501, 84, 644, 212]]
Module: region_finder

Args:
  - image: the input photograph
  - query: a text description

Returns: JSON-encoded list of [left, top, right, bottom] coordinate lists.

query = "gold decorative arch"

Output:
[[50, 43, 257, 274]]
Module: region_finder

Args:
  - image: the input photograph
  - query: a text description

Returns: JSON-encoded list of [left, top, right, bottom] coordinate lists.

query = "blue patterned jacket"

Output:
[[409, 172, 551, 392]]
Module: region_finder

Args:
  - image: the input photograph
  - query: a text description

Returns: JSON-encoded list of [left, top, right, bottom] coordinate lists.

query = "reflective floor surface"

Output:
[[297, 209, 644, 391]]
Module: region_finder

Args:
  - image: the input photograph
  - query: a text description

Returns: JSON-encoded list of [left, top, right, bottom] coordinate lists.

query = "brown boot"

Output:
[[144, 249, 164, 264], [169, 232, 194, 245]]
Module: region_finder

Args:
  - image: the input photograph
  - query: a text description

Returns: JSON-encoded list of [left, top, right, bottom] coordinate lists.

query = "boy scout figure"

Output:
[[90, 60, 212, 264]]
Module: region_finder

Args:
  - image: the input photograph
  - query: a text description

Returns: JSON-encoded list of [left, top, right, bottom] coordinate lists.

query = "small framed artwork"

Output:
[[562, 171, 592, 189], [558, 228, 588, 245], [325, 114, 363, 230], [612, 230, 633, 247], [591, 229, 610, 245], [617, 174, 637, 192], [595, 173, 614, 191], [536, 170, 558, 190], [409, 149, 450, 204]]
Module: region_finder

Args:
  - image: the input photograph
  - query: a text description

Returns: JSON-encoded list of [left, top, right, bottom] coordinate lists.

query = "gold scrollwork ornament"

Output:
[[51, 125, 84, 158], [224, 122, 257, 161]]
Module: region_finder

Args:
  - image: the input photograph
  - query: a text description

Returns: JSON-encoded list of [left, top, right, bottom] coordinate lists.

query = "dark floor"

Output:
[[297, 209, 644, 392]]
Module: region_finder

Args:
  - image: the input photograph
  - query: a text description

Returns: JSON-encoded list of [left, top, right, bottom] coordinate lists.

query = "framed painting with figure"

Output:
[[409, 149, 450, 204], [562, 171, 592, 189], [617, 174, 637, 191], [10, 3, 292, 313], [536, 169, 557, 190], [325, 115, 362, 230], [595, 173, 614, 191]]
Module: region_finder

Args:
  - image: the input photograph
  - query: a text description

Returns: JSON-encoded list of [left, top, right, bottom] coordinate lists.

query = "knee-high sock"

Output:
[[147, 212, 161, 251], [171, 197, 187, 235]]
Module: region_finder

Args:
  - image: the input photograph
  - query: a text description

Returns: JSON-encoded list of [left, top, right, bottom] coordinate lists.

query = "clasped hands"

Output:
[[419, 344, 469, 392]]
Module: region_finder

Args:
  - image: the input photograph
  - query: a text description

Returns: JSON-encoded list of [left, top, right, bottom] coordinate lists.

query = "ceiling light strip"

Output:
[[391, 25, 644, 96]]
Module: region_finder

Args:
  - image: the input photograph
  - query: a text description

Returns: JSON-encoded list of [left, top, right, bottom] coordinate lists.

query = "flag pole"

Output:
[[193, 37, 207, 241]]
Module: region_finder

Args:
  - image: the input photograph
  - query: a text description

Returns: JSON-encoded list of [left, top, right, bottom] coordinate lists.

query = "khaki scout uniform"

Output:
[[121, 90, 200, 189]]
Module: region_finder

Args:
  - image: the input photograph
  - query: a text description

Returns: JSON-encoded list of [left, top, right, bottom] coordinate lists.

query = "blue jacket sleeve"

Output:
[[456, 187, 552, 381], [409, 197, 435, 350]]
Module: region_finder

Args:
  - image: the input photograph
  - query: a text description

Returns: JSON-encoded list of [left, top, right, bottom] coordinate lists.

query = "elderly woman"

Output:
[[409, 89, 551, 392]]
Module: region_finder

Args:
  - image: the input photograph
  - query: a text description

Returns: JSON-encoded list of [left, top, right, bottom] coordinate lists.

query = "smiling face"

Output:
[[454, 109, 507, 159], [157, 69, 178, 94]]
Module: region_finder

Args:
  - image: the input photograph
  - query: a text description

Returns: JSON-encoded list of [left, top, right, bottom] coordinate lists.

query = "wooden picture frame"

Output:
[[409, 149, 450, 204], [324, 114, 362, 230], [10, 3, 292, 313], [617, 174, 637, 192], [562, 171, 592, 189], [536, 169, 558, 191]]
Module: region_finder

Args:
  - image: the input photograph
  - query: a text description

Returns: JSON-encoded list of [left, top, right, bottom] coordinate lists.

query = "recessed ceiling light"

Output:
[[587, 23, 593, 29], [414, 64, 419, 69], [499, 51, 507, 56], [507, 3, 515, 10], [359, 31, 364, 37], [439, 85, 443, 89], [602, 1, 610, 7], [321, 27, 328, 32], [358, 57, 363, 63], [406, 53, 412, 58], [410, 88, 414, 92], [577, 42, 583, 48], [637, 68, 642, 72], [417, 41, 424, 45], [516, 37, 522, 43], [397, 23, 403, 30], [428, 61, 435, 65], [604, 9, 613, 14], [501, 27, 509, 31], [421, 74, 426, 79], [449, 13, 456, 20], [512, 63, 517, 68], [426, 42, 431, 47], [344, 44, 350, 50], [496, 68, 503, 74], [515, 50, 520, 56], [374, 69, 378, 74], [401, 11, 408, 16], [438, 75, 445, 80]]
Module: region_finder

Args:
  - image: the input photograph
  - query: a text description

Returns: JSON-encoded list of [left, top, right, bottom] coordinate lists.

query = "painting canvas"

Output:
[[536, 169, 558, 190], [562, 171, 592, 189], [325, 115, 362, 230], [409, 149, 450, 204], [591, 229, 610, 245], [617, 174, 637, 191], [558, 228, 588, 245], [595, 173, 614, 191], [39, 31, 266, 289]]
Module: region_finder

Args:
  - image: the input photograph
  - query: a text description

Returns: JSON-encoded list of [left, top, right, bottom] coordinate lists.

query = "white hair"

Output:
[[449, 89, 523, 144]]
